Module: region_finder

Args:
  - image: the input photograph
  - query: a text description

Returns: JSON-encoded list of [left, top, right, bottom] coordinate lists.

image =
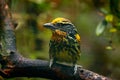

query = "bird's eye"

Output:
[[55, 23, 62, 27]]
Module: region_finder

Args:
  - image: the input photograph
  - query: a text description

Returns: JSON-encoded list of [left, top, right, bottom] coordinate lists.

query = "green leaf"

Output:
[[96, 20, 107, 36], [105, 14, 113, 22], [109, 28, 117, 33], [106, 46, 113, 50], [100, 8, 109, 14]]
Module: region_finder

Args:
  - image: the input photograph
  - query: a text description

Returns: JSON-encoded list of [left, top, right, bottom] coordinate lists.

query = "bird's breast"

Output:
[[55, 50, 73, 63]]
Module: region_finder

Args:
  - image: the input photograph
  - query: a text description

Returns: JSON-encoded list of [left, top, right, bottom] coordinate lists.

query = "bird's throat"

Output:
[[51, 30, 67, 42]]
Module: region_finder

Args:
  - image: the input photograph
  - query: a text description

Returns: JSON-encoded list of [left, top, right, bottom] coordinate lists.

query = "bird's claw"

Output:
[[74, 64, 82, 75], [49, 59, 53, 68], [74, 64, 78, 75]]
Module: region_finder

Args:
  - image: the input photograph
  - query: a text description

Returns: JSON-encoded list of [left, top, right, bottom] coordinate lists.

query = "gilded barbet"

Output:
[[43, 17, 81, 74]]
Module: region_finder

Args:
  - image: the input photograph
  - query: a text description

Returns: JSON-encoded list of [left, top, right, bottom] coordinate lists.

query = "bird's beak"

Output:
[[43, 23, 56, 30]]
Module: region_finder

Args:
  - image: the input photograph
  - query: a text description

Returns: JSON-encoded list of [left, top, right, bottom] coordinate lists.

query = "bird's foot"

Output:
[[74, 64, 77, 75], [49, 59, 53, 68], [74, 64, 82, 75]]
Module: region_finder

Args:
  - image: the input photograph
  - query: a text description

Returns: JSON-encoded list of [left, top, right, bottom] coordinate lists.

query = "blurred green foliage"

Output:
[[4, 0, 120, 80]]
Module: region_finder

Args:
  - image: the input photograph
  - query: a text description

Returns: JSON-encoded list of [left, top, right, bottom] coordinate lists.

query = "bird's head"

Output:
[[43, 17, 77, 33], [43, 17, 80, 41]]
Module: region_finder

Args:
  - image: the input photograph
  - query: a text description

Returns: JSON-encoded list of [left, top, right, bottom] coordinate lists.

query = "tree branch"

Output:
[[0, 0, 112, 80], [0, 52, 111, 80]]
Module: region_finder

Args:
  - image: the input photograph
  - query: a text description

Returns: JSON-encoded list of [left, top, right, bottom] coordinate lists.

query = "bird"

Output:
[[43, 17, 81, 74]]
